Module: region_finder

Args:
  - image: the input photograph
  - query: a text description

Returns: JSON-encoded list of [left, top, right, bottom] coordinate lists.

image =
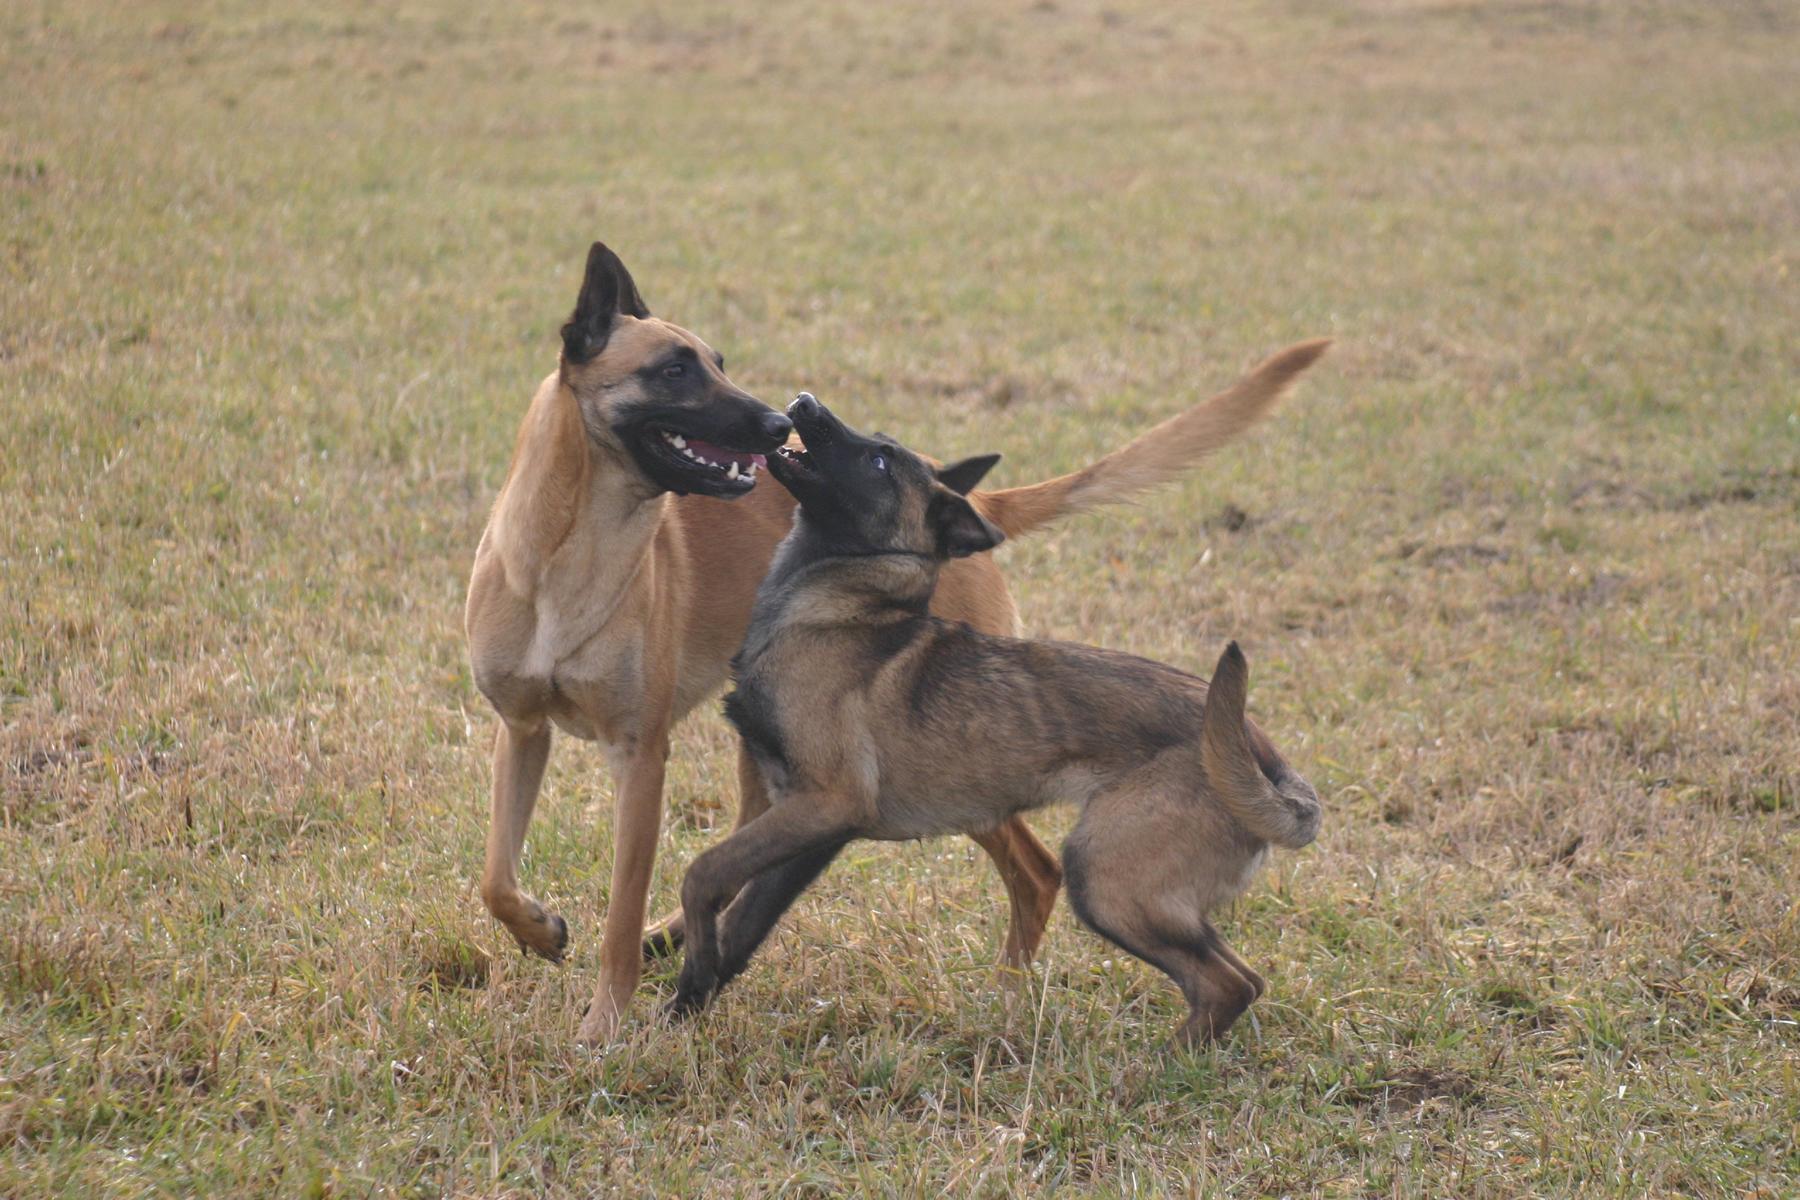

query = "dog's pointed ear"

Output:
[[935, 453, 1001, 496], [562, 242, 651, 364], [932, 490, 1006, 559]]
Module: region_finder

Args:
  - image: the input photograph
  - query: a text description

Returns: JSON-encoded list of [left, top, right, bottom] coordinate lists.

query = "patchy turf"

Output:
[[3, 0, 1797, 1195]]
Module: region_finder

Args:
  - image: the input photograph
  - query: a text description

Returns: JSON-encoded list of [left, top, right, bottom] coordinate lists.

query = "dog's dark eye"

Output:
[[870, 453, 888, 472], [662, 363, 686, 379]]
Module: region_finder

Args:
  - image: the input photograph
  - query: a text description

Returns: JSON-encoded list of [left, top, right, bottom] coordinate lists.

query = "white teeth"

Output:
[[664, 433, 754, 481]]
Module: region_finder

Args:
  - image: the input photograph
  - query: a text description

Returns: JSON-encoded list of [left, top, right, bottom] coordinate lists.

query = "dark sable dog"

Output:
[[670, 393, 1324, 1044]]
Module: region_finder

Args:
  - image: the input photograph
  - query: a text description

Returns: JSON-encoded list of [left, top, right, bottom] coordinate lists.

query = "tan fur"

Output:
[[467, 316, 1059, 1044], [975, 337, 1331, 537], [467, 261, 1324, 1040]]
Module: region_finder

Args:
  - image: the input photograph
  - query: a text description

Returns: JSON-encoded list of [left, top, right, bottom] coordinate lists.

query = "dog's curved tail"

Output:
[[1200, 642, 1321, 850], [973, 338, 1330, 538]]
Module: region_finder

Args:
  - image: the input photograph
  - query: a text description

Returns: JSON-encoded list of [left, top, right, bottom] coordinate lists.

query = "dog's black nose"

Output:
[[787, 392, 819, 420], [758, 410, 794, 442]]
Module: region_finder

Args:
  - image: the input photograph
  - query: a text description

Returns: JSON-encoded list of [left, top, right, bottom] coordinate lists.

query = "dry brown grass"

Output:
[[3, 0, 1797, 1194]]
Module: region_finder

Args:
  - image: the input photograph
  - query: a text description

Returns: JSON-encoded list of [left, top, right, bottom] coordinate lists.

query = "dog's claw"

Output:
[[514, 912, 569, 963]]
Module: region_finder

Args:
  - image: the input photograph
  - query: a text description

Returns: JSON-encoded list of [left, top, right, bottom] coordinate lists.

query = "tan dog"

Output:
[[466, 241, 1324, 1041], [670, 392, 1323, 1043]]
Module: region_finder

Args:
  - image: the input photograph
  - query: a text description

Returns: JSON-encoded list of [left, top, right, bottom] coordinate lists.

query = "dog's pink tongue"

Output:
[[685, 438, 767, 470]]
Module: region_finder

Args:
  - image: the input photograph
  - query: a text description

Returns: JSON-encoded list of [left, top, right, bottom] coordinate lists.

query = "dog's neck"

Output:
[[489, 371, 668, 599], [740, 520, 939, 661]]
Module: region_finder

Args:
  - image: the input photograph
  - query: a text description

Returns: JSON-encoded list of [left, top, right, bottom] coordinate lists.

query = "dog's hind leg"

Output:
[[643, 741, 773, 959], [481, 720, 569, 962], [576, 727, 671, 1045], [1207, 924, 1267, 1001], [1146, 937, 1257, 1047], [971, 819, 1063, 969], [1063, 829, 1257, 1046]]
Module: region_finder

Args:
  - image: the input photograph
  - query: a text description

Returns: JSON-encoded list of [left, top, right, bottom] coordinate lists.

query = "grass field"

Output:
[[4, 0, 1798, 1194]]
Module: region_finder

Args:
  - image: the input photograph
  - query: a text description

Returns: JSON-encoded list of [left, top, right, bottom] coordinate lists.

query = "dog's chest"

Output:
[[727, 645, 870, 799], [544, 637, 649, 744], [722, 677, 791, 791], [520, 584, 621, 678], [493, 595, 649, 744]]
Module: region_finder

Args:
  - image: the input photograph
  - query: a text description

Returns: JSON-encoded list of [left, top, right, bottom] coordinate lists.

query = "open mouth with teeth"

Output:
[[767, 443, 820, 490], [645, 427, 768, 494], [765, 397, 836, 495], [773, 444, 811, 470]]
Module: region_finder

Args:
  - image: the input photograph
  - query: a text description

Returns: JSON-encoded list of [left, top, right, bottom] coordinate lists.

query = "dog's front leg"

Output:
[[641, 741, 771, 959], [481, 720, 568, 961], [575, 727, 671, 1045], [710, 840, 846, 988], [668, 796, 855, 1019]]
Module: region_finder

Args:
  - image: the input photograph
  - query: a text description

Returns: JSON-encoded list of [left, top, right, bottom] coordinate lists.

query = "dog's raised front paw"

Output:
[[508, 911, 570, 964]]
